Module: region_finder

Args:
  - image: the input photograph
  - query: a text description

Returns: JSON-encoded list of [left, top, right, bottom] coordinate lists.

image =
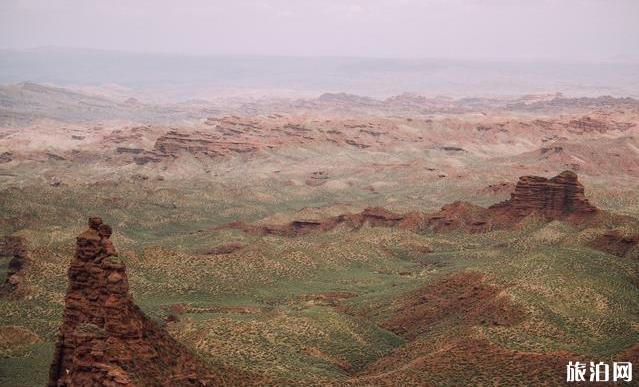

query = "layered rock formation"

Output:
[[153, 129, 259, 159], [425, 171, 603, 231], [0, 235, 31, 298], [566, 116, 635, 134], [49, 218, 241, 386], [226, 171, 604, 236], [488, 171, 598, 222]]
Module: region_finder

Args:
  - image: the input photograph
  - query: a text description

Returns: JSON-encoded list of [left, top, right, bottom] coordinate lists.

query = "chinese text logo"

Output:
[[566, 361, 632, 382]]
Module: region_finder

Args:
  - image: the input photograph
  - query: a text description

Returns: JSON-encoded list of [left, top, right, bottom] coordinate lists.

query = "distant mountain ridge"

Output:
[[0, 82, 198, 125], [1, 48, 638, 100], [1, 82, 638, 126]]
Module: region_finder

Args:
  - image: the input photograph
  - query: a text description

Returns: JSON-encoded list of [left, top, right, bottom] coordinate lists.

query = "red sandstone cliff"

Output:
[[48, 218, 262, 386], [488, 170, 598, 222], [423, 171, 601, 232]]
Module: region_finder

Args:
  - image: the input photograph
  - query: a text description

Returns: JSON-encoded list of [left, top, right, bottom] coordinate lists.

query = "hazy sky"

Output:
[[1, 0, 638, 60]]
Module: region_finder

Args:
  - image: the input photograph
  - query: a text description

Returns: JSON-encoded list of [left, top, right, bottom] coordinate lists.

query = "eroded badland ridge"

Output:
[[225, 170, 620, 236], [1, 84, 639, 385]]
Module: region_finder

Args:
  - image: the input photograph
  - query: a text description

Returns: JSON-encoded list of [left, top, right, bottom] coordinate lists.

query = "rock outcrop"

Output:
[[488, 171, 598, 223], [425, 171, 602, 232], [226, 171, 604, 236], [0, 235, 31, 298], [48, 218, 257, 386], [152, 128, 260, 159], [566, 116, 635, 134]]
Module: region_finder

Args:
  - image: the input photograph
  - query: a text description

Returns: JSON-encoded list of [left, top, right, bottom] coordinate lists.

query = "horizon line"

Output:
[[2, 46, 638, 65]]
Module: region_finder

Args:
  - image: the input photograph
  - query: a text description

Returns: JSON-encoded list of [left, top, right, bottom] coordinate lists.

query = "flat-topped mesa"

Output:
[[489, 171, 598, 222], [48, 217, 216, 387]]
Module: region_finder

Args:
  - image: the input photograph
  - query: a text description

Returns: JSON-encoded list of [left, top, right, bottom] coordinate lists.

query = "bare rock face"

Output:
[[489, 171, 598, 223], [428, 171, 603, 232], [152, 128, 259, 160], [0, 235, 31, 298], [48, 218, 216, 386]]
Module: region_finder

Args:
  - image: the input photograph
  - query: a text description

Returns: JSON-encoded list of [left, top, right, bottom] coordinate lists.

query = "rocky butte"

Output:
[[422, 170, 603, 231], [48, 217, 260, 386], [488, 170, 598, 223]]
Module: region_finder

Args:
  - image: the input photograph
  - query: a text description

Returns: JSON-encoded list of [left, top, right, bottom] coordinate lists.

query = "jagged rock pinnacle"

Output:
[[48, 218, 215, 386]]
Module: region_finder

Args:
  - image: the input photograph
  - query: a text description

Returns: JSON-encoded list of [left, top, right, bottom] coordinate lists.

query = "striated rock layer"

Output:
[[488, 170, 598, 222], [423, 171, 607, 232], [48, 218, 259, 386]]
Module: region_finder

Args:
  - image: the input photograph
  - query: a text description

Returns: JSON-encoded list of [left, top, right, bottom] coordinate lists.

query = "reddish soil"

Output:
[[588, 230, 639, 258], [351, 272, 577, 386], [423, 201, 493, 233], [616, 343, 639, 365], [488, 170, 598, 224], [351, 336, 577, 386], [381, 272, 526, 340]]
